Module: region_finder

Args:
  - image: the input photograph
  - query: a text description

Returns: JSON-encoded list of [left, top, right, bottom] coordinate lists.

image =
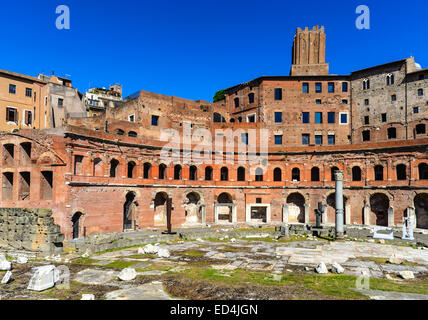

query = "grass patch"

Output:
[[358, 257, 424, 267], [181, 250, 205, 257], [105, 260, 138, 269], [370, 278, 428, 295], [72, 257, 99, 266]]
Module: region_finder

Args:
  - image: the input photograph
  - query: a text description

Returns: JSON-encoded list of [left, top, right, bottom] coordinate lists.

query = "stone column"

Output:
[[407, 206, 415, 220], [363, 204, 371, 225], [232, 204, 237, 223], [201, 205, 206, 224], [387, 207, 394, 227], [282, 204, 289, 224], [345, 204, 351, 225], [334, 170, 345, 238], [214, 204, 218, 224], [304, 204, 310, 224]]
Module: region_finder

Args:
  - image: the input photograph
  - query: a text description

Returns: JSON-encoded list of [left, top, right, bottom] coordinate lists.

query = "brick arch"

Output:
[[182, 190, 205, 205]]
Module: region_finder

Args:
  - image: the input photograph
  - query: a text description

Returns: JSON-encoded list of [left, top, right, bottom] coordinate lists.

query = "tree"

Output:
[[213, 89, 226, 102]]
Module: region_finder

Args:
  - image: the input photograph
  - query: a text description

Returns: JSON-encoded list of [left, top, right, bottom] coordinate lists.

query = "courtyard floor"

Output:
[[1, 231, 428, 300]]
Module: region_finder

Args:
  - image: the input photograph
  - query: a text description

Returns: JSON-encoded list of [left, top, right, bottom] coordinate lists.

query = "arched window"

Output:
[[143, 162, 152, 179], [189, 166, 197, 180], [110, 159, 119, 178], [255, 167, 263, 182], [248, 93, 255, 104], [128, 131, 137, 138], [274, 168, 282, 182], [127, 161, 136, 178], [363, 79, 370, 90], [419, 163, 428, 180], [311, 167, 320, 182], [396, 164, 407, 180], [93, 158, 102, 176], [213, 113, 225, 123], [331, 167, 339, 181], [205, 166, 213, 181], [116, 129, 125, 136], [158, 164, 167, 180], [375, 165, 384, 181], [221, 167, 229, 181], [386, 73, 395, 86], [237, 167, 246, 181], [352, 166, 362, 181], [234, 98, 239, 108], [174, 165, 182, 180], [416, 124, 426, 135], [291, 168, 300, 182]]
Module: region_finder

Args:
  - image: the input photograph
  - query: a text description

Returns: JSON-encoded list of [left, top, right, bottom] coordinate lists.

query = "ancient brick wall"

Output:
[[0, 208, 64, 253]]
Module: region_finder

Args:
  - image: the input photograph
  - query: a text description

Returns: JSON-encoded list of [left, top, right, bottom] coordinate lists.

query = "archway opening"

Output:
[[154, 192, 169, 226], [123, 192, 137, 230], [217, 192, 233, 223], [370, 193, 390, 226], [286, 193, 305, 223], [414, 194, 428, 229], [72, 212, 83, 239]]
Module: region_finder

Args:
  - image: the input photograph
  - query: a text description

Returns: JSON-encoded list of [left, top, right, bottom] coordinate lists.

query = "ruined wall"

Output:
[[0, 208, 64, 253]]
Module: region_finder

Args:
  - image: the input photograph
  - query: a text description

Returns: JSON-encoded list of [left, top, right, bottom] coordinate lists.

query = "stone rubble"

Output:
[[315, 262, 328, 274], [118, 268, 137, 281], [331, 262, 345, 274], [1, 271, 12, 284]]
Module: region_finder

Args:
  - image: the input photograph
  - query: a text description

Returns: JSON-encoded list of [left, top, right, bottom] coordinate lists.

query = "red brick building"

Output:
[[1, 26, 427, 240]]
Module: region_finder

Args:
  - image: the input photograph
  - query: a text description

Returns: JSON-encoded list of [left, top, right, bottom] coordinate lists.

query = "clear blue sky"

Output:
[[0, 0, 427, 102]]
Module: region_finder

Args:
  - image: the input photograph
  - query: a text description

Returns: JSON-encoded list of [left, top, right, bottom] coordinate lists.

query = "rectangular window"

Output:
[[364, 99, 369, 105], [128, 114, 135, 122], [381, 113, 387, 122], [274, 88, 282, 100], [328, 112, 335, 124], [6, 107, 18, 123], [247, 114, 256, 123], [302, 83, 309, 93], [342, 82, 348, 92], [58, 98, 64, 106], [315, 112, 323, 124], [248, 93, 254, 104], [302, 112, 310, 124], [24, 110, 33, 126], [241, 133, 249, 145], [315, 83, 322, 93], [9, 84, 16, 94], [274, 135, 283, 145], [413, 107, 419, 114], [315, 135, 323, 146], [328, 82, 335, 93], [316, 99, 321, 104], [274, 112, 282, 123], [328, 135, 335, 145], [151, 115, 159, 126], [364, 116, 370, 125], [302, 134, 310, 145], [342, 99, 348, 104], [391, 94, 396, 102], [25, 88, 32, 98], [418, 89, 424, 96], [340, 113, 348, 124]]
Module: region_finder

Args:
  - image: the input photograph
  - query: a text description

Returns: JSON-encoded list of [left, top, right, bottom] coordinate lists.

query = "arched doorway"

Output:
[[370, 193, 390, 226], [72, 212, 83, 239], [414, 194, 428, 229], [286, 193, 305, 223], [123, 192, 137, 230], [184, 192, 202, 224], [154, 192, 169, 226], [216, 192, 233, 223]]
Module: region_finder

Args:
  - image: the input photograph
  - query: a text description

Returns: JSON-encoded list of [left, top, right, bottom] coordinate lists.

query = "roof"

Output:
[[350, 58, 409, 75], [0, 69, 47, 84]]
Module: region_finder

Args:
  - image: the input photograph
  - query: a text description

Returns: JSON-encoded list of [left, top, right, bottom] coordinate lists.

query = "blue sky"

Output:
[[0, 0, 426, 101]]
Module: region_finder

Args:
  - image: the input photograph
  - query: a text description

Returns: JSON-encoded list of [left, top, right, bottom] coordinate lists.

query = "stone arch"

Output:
[[143, 162, 152, 179], [311, 167, 320, 182], [369, 193, 390, 226], [93, 157, 103, 176], [158, 163, 167, 179], [127, 161, 136, 178], [396, 163, 407, 180], [110, 158, 119, 178], [153, 191, 169, 226], [291, 168, 300, 182], [352, 166, 362, 181], [286, 192, 305, 223], [218, 192, 233, 204], [174, 164, 182, 180], [418, 163, 428, 180], [414, 193, 428, 229], [216, 192, 234, 223], [189, 165, 197, 181], [72, 212, 84, 239], [123, 191, 138, 230], [273, 167, 282, 182], [183, 191, 203, 225]]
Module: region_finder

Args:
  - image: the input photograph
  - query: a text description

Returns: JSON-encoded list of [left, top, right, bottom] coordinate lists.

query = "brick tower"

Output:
[[290, 25, 329, 76]]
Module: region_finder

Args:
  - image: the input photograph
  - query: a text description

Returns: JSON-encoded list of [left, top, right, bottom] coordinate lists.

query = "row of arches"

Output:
[[97, 159, 428, 182]]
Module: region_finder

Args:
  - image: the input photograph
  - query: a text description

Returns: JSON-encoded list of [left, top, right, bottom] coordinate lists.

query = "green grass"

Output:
[[358, 257, 425, 267], [181, 250, 206, 257], [105, 260, 139, 269], [369, 278, 428, 295]]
